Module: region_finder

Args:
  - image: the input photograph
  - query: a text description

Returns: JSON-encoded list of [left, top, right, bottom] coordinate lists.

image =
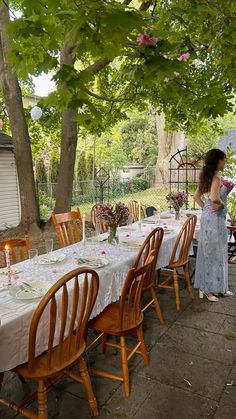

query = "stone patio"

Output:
[[1, 264, 236, 419]]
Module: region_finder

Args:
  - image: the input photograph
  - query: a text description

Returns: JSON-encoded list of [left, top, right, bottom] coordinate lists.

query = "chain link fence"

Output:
[[37, 167, 195, 220]]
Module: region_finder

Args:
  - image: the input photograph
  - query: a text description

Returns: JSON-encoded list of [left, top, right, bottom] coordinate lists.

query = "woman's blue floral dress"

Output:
[[194, 185, 229, 294]]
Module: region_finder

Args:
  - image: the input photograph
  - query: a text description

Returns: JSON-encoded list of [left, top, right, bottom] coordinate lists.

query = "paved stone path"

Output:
[[1, 264, 235, 419]]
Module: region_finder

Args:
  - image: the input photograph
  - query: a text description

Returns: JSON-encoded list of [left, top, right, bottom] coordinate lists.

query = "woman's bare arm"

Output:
[[209, 176, 224, 211], [194, 187, 204, 209]]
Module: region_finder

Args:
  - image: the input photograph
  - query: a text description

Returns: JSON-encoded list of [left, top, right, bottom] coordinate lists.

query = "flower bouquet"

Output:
[[166, 191, 188, 220], [96, 202, 130, 244], [221, 178, 235, 195]]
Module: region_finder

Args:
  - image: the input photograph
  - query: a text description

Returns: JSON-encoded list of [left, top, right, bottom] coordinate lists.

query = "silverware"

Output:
[[21, 282, 42, 296]]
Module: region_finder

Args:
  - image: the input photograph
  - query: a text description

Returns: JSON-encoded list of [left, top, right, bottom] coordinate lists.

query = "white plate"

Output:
[[9, 280, 52, 300], [119, 241, 141, 249], [77, 257, 109, 269], [38, 252, 66, 265], [0, 267, 20, 275], [163, 227, 175, 234]]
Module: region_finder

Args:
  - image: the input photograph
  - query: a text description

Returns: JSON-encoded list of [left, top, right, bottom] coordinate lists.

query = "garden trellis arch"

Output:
[[169, 147, 204, 210]]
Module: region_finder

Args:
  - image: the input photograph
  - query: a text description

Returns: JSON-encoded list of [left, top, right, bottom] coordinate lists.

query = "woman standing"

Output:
[[194, 148, 233, 301]]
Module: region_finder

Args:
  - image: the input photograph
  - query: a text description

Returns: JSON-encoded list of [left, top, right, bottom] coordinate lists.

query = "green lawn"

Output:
[[73, 186, 170, 217]]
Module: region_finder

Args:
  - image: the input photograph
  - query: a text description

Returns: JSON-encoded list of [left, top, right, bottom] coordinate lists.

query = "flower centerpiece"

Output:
[[96, 202, 130, 244], [221, 178, 235, 195], [166, 191, 188, 220]]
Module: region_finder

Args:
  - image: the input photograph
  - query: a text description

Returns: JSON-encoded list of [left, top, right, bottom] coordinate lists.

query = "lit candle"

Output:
[[82, 214, 86, 243], [138, 202, 141, 222], [4, 244, 11, 286]]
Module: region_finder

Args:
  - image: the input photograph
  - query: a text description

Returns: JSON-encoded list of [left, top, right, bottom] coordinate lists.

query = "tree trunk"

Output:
[[155, 113, 186, 184], [54, 42, 77, 214], [0, 2, 40, 230]]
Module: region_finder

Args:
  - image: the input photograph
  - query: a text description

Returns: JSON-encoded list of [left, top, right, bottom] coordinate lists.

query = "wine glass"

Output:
[[29, 249, 38, 265], [45, 239, 53, 257]]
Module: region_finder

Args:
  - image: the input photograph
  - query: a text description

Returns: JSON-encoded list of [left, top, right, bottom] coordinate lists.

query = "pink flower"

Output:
[[101, 250, 106, 255], [51, 268, 57, 273], [126, 234, 130, 237], [12, 274, 19, 280], [221, 178, 235, 195], [178, 52, 190, 62], [164, 76, 169, 82], [0, 119, 3, 130], [137, 32, 158, 46]]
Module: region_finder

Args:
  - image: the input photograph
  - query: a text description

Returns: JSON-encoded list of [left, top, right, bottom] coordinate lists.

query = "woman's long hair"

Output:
[[199, 148, 226, 193]]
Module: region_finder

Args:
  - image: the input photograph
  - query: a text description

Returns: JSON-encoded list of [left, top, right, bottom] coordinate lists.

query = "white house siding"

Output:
[[0, 150, 21, 229]]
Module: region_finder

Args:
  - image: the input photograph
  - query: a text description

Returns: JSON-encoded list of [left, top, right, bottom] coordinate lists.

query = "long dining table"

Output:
[[0, 215, 199, 373]]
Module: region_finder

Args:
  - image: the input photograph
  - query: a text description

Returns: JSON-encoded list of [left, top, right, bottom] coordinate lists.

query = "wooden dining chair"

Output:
[[0, 268, 100, 418], [128, 200, 145, 223], [52, 208, 82, 247], [133, 227, 164, 324], [88, 253, 154, 397], [0, 237, 30, 267], [90, 204, 108, 234], [228, 225, 236, 262], [156, 215, 197, 310]]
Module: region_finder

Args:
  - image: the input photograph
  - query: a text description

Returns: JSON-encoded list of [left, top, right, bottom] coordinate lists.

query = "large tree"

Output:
[[0, 2, 40, 230], [3, 0, 236, 216]]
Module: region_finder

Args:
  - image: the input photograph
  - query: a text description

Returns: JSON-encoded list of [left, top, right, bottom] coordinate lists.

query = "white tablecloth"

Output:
[[0, 221, 187, 372]]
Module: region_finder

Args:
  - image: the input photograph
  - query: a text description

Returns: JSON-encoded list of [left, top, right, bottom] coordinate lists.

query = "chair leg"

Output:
[[78, 357, 98, 416], [136, 326, 149, 365], [155, 269, 161, 287], [120, 336, 130, 397], [184, 265, 193, 298], [173, 269, 180, 310], [102, 333, 107, 354], [37, 380, 48, 419], [150, 286, 164, 324]]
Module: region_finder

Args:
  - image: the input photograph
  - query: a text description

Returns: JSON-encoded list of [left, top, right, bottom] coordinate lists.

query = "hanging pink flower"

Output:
[[178, 52, 190, 62], [137, 32, 158, 46], [0, 119, 3, 130], [164, 76, 169, 82]]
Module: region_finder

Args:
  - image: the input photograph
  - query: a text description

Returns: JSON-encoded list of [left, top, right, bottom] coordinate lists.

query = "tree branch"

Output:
[[83, 86, 132, 103], [123, 0, 133, 5], [139, 0, 153, 11], [86, 58, 111, 75]]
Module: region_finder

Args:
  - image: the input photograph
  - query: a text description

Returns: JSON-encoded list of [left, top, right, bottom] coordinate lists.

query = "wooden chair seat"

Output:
[[15, 337, 86, 380], [88, 255, 154, 397], [89, 303, 143, 336], [0, 268, 99, 418]]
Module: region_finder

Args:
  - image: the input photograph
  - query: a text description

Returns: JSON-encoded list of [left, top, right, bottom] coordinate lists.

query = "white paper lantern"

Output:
[[30, 106, 43, 121]]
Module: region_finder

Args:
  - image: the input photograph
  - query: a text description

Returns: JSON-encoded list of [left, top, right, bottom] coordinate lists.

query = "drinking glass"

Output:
[[153, 211, 160, 225], [29, 249, 38, 264], [45, 239, 53, 256]]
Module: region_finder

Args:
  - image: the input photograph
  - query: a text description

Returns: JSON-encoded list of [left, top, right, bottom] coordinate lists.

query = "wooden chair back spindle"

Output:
[[128, 201, 145, 223], [28, 268, 99, 373], [119, 253, 154, 329], [90, 204, 108, 234], [133, 227, 164, 289], [168, 215, 197, 267], [0, 237, 30, 267], [52, 208, 82, 247]]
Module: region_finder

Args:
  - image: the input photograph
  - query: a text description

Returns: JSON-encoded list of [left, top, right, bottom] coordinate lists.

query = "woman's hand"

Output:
[[210, 203, 224, 212]]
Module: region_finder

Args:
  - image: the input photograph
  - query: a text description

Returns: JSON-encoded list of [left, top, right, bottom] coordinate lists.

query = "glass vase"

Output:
[[175, 209, 180, 220], [108, 225, 119, 245]]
